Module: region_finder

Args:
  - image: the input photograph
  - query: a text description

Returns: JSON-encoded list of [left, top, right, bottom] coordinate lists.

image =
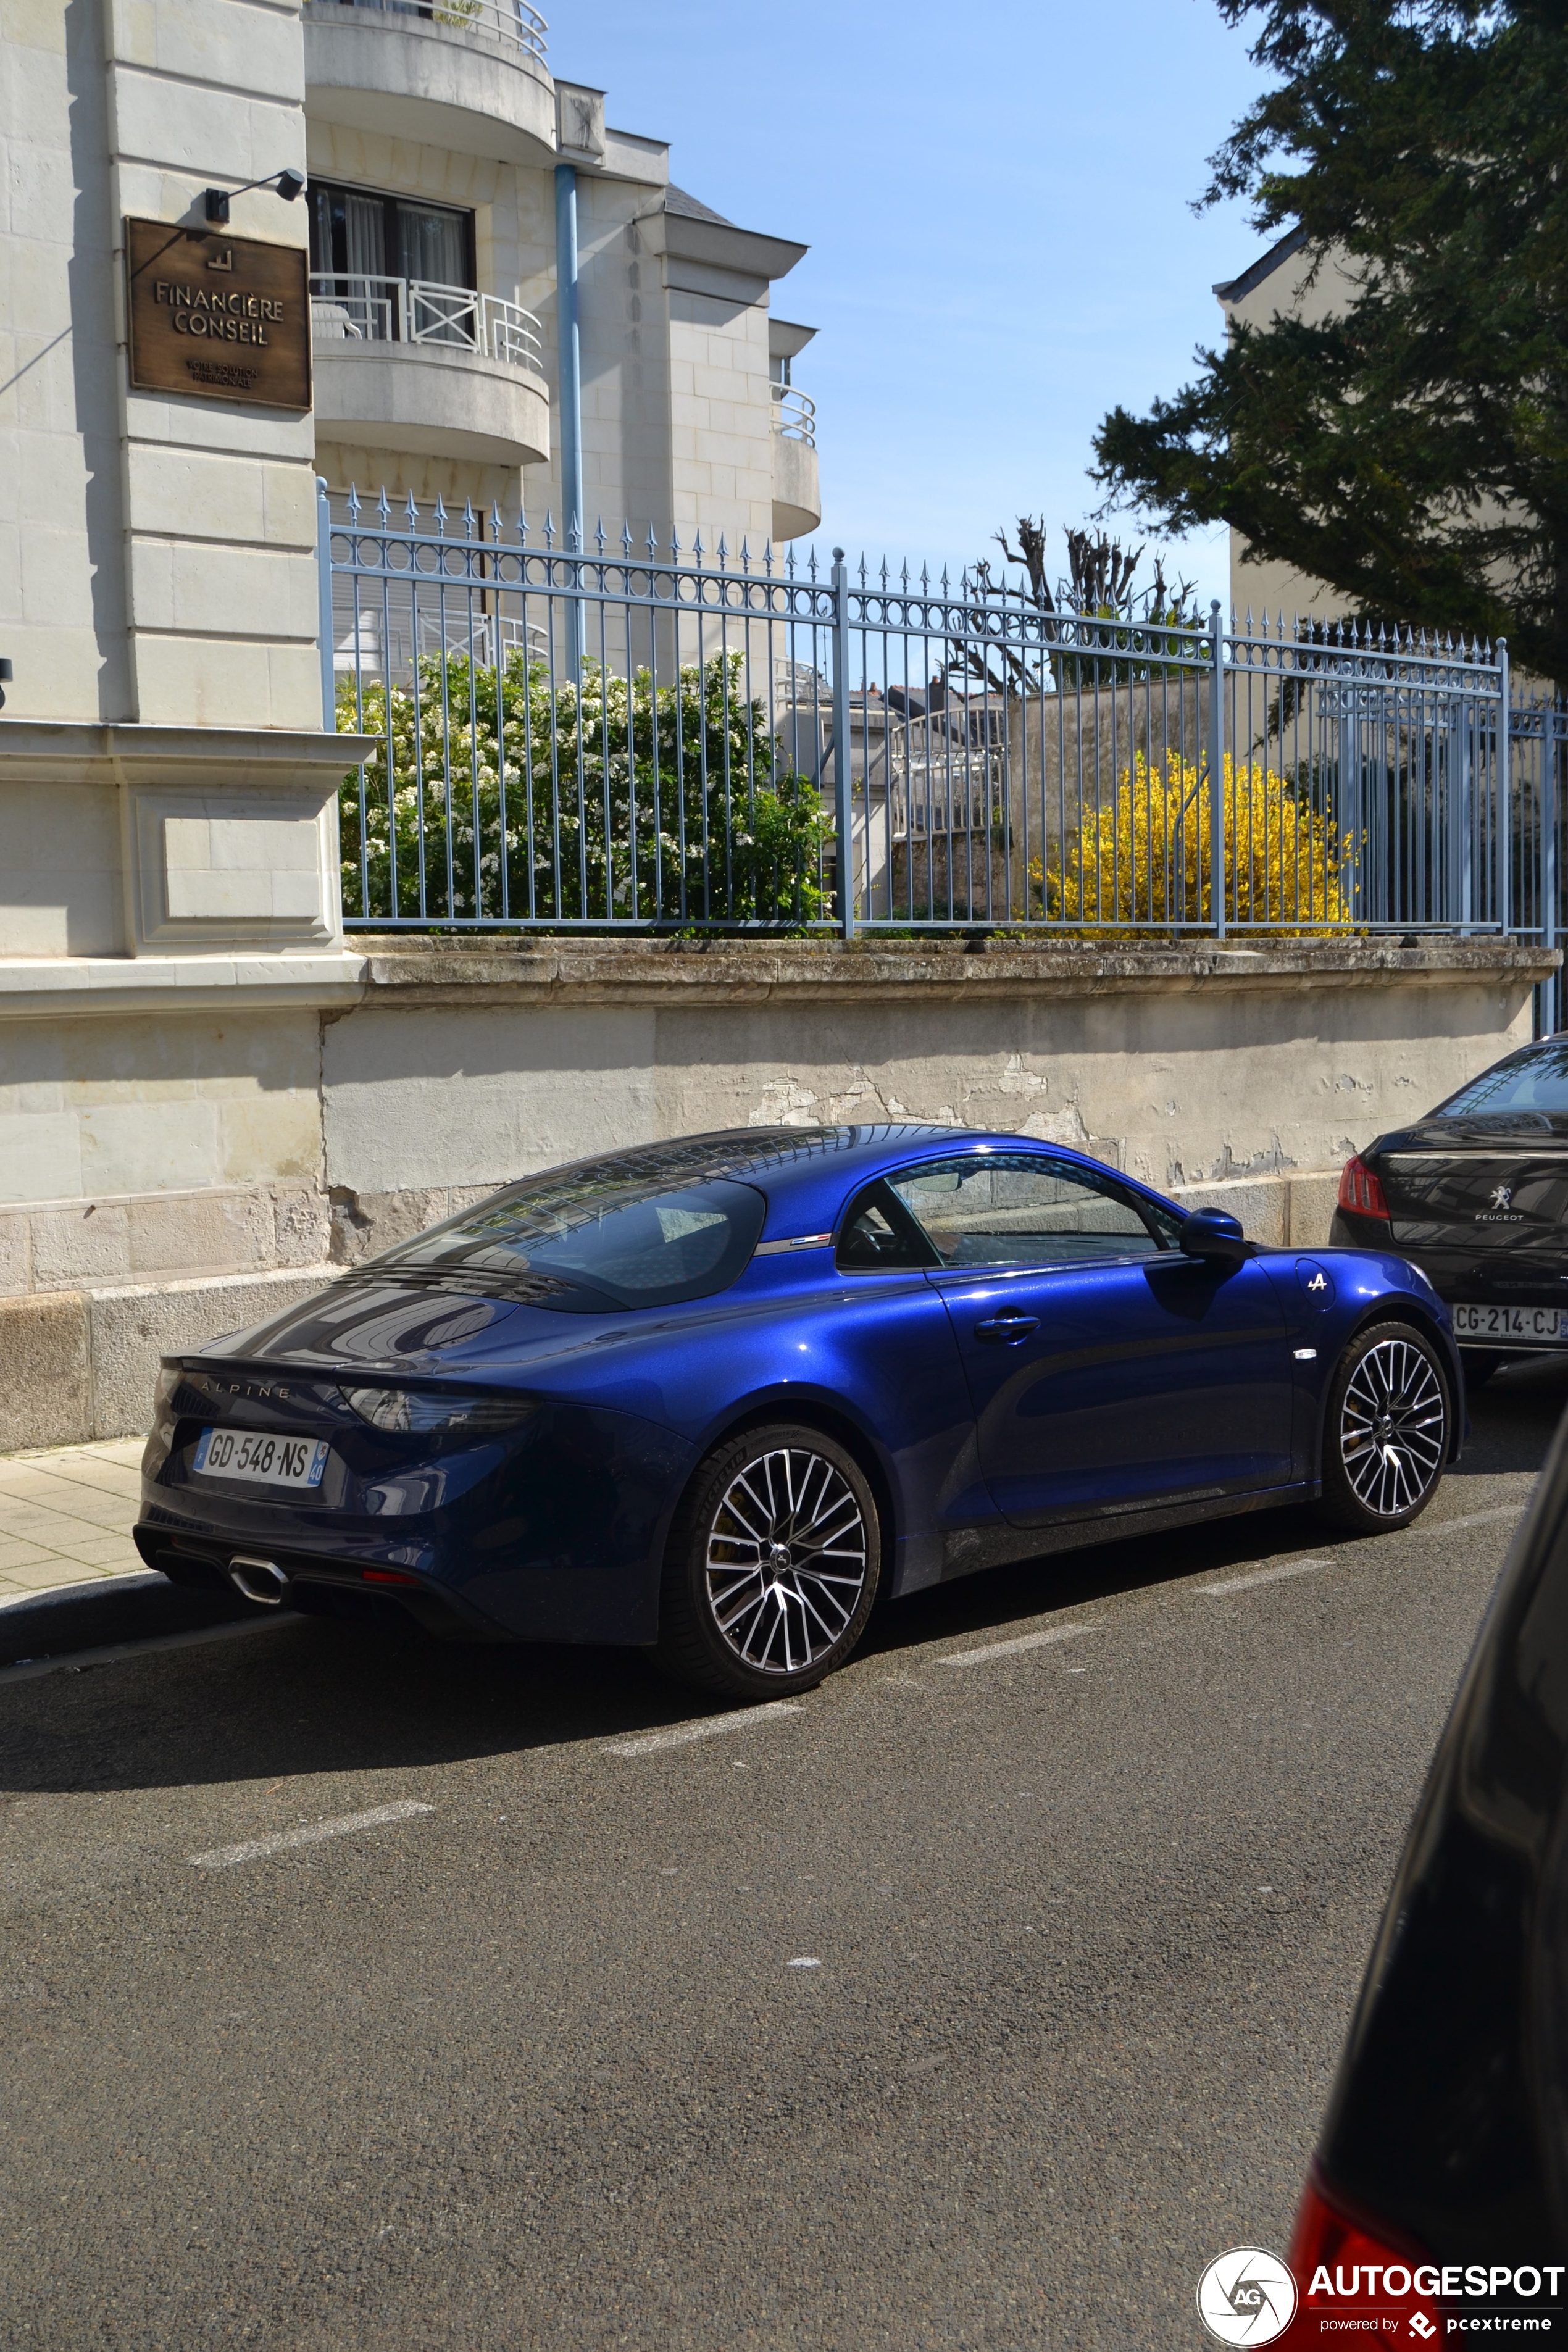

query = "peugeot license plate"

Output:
[[1453, 1304, 1568, 1343], [191, 1428, 330, 1489]]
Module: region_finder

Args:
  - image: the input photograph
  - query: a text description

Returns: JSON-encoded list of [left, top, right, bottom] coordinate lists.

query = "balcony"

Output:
[[311, 275, 550, 467], [771, 385, 820, 541], [303, 0, 557, 167]]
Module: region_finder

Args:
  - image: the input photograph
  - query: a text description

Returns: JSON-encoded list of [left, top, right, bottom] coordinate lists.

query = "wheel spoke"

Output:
[[1341, 1338, 1446, 1517], [704, 1446, 869, 1677]]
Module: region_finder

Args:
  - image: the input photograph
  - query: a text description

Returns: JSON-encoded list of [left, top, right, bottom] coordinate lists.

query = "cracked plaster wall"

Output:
[[320, 978, 1533, 1211]]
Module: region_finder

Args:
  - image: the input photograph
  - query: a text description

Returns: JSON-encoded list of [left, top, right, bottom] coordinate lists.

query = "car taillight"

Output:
[[1282, 2169, 1440, 2341], [1338, 1154, 1390, 1220]]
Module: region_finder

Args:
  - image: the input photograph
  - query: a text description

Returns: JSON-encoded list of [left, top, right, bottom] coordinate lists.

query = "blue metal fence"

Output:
[[321, 485, 1566, 1006]]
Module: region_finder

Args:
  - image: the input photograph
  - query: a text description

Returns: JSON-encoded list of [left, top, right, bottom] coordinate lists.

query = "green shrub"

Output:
[[338, 649, 832, 928]]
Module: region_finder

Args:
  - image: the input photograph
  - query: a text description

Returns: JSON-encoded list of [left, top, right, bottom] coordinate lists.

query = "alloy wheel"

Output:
[[704, 1447, 870, 1676], [1340, 1336, 1447, 1518]]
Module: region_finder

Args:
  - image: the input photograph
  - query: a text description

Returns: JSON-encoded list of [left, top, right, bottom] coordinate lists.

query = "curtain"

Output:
[[396, 202, 466, 290]]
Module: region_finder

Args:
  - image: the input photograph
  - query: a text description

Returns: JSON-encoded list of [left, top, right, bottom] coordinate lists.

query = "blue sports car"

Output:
[[135, 1125, 1462, 1697]]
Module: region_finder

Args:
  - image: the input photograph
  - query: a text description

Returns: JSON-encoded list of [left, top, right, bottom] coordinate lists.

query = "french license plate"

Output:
[[191, 1428, 330, 1490], [1453, 1304, 1568, 1343]]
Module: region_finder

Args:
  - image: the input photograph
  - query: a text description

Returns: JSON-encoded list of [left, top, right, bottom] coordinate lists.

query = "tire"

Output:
[[651, 1424, 882, 1698], [1459, 1348, 1504, 1392], [1315, 1319, 1451, 1535]]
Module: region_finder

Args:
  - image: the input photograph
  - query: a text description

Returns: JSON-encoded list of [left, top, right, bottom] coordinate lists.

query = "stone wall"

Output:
[[0, 936, 1548, 1450]]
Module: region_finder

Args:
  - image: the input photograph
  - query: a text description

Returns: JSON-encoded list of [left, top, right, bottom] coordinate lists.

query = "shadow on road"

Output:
[[2, 1365, 1559, 1802]]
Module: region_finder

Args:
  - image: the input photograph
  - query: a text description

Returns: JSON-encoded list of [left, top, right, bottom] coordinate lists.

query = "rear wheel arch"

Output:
[[652, 1414, 886, 1695], [673, 1395, 898, 1564]]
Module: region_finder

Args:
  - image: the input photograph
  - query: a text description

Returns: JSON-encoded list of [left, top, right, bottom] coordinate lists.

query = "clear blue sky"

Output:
[[553, 0, 1271, 609]]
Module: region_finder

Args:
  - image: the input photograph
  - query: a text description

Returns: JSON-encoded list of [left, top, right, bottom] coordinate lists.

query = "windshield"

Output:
[[378, 1174, 767, 1312], [1437, 1045, 1568, 1119]]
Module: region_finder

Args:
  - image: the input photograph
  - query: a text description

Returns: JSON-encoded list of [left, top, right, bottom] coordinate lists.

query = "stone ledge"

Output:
[[351, 933, 1559, 1009], [0, 951, 367, 1019], [0, 935, 1549, 1021], [0, 719, 375, 783]]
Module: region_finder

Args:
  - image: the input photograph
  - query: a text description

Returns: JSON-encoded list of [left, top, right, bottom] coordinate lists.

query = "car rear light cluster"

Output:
[[1284, 2171, 1441, 2340], [1338, 1155, 1390, 1220], [338, 1387, 536, 1435]]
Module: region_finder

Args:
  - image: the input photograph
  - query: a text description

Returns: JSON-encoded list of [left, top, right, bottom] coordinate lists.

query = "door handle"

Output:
[[974, 1312, 1040, 1343]]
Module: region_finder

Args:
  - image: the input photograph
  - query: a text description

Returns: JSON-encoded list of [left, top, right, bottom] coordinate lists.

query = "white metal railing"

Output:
[[310, 275, 545, 375], [319, 0, 548, 63], [772, 383, 817, 448]]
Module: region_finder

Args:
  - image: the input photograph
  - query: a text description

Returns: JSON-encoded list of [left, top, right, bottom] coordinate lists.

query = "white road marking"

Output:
[[187, 1799, 432, 1871], [605, 1700, 805, 1758], [1196, 1503, 1525, 1601], [0, 1614, 290, 1688], [787, 1957, 821, 1969], [1428, 1504, 1526, 1537], [933, 1623, 1094, 1667], [1198, 1559, 1330, 1597]]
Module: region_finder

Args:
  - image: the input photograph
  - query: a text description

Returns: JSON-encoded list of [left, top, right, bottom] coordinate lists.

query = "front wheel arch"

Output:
[[1337, 1301, 1463, 1462]]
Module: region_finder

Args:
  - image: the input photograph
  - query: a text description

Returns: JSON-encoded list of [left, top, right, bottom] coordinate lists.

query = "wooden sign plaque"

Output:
[[125, 219, 312, 410]]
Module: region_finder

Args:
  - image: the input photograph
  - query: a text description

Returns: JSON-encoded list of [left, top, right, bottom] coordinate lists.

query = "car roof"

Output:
[[507, 1123, 1136, 1240]]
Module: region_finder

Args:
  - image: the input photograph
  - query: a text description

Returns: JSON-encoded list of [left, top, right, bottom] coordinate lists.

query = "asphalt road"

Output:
[[2, 1366, 1562, 2352]]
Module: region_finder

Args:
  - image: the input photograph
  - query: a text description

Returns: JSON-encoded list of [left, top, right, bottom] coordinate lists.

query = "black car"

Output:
[[1331, 1035, 1568, 1387], [1275, 1405, 1568, 2342]]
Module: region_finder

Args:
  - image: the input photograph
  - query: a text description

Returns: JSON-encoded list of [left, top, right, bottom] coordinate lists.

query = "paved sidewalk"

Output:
[[0, 1440, 148, 1603]]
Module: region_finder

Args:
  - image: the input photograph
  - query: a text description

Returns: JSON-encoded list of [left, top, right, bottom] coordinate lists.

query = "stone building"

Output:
[[1212, 228, 1361, 627], [304, 7, 820, 551]]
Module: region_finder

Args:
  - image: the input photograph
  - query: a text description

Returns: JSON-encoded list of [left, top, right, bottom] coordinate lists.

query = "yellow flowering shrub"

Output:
[[1035, 751, 1356, 936]]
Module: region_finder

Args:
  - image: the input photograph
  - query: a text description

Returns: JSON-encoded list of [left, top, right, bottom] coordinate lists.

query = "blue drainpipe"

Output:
[[554, 162, 585, 677], [554, 164, 584, 553]]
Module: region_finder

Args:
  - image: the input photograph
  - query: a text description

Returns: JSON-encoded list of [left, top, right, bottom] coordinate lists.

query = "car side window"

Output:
[[889, 1154, 1172, 1270], [836, 1181, 937, 1272]]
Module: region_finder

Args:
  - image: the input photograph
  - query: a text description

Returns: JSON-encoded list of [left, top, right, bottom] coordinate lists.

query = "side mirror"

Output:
[[1182, 1206, 1247, 1265]]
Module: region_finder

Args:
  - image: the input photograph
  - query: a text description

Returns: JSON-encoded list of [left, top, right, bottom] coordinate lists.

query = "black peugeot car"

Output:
[[1272, 1396, 1568, 2341], [1330, 1035, 1568, 1387]]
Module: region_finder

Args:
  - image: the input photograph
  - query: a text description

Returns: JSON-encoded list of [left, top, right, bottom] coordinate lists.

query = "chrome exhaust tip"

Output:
[[228, 1554, 289, 1606]]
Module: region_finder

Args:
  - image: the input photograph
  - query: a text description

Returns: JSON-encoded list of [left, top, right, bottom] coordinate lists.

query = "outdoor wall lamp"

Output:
[[203, 169, 306, 227], [0, 659, 11, 710]]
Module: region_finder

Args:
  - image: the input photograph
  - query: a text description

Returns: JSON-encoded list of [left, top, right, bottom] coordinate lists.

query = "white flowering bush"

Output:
[[339, 649, 832, 928]]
